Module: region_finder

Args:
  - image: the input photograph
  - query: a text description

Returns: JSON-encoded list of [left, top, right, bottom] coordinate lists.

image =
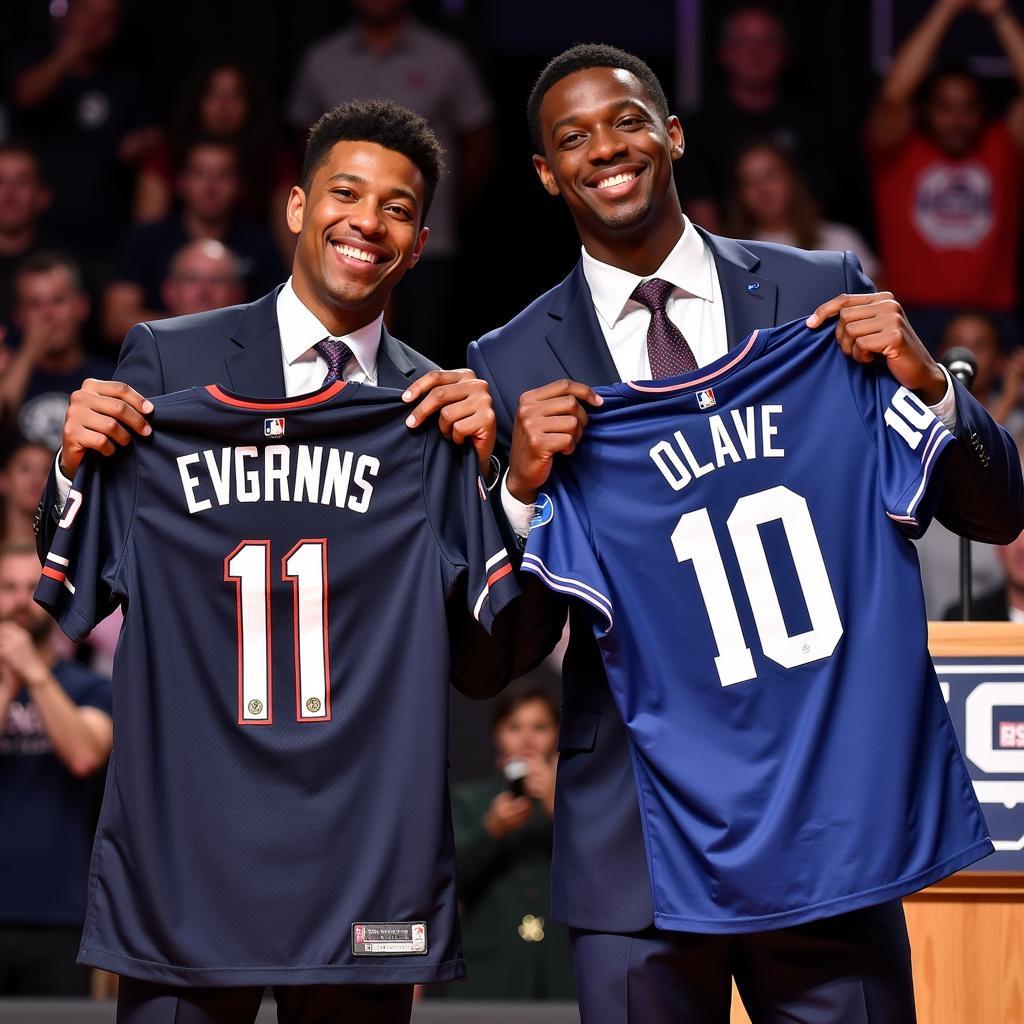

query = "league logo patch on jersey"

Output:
[[696, 388, 716, 410], [264, 417, 285, 438], [530, 493, 554, 530]]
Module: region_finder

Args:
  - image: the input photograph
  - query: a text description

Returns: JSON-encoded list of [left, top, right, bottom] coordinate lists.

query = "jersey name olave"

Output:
[[649, 404, 785, 492], [175, 444, 380, 514]]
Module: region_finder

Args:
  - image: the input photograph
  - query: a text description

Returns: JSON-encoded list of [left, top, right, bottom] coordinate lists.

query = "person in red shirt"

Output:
[[867, 0, 1024, 349]]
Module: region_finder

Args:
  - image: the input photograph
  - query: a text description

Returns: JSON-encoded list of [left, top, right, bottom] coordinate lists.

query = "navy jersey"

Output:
[[35, 379, 517, 985], [523, 318, 991, 934]]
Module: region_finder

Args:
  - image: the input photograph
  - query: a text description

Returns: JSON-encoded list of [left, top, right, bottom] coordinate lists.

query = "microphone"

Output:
[[940, 347, 978, 393], [503, 758, 528, 798]]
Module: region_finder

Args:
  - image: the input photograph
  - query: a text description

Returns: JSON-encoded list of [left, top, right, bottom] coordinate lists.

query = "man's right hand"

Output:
[[507, 379, 603, 504], [59, 379, 153, 479]]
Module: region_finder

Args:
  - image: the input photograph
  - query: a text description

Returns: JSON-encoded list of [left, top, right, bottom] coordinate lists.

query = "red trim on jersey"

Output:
[[282, 539, 332, 724], [487, 563, 513, 588], [225, 540, 274, 727], [41, 566, 65, 583], [206, 380, 346, 409], [628, 330, 760, 392]]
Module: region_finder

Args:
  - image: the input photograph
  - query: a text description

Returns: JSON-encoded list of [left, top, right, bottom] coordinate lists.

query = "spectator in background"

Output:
[[9, 0, 156, 263], [724, 140, 880, 280], [866, 0, 1024, 350], [161, 239, 245, 318], [0, 440, 52, 546], [446, 685, 574, 1001], [0, 253, 113, 452], [287, 0, 495, 367], [0, 541, 112, 996], [679, 2, 824, 233], [0, 143, 53, 330], [939, 311, 1024, 435], [103, 139, 282, 344], [944, 520, 1024, 620], [135, 61, 299, 264]]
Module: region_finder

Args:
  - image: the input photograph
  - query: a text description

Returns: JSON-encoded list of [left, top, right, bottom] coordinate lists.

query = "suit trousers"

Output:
[[570, 899, 916, 1024], [116, 977, 414, 1024]]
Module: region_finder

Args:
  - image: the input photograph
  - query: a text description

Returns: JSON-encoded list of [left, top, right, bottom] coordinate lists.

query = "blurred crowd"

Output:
[[2, 0, 1024, 1004]]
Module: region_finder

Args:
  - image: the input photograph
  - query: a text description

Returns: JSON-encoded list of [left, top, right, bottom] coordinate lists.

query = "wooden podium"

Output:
[[729, 622, 1024, 1023]]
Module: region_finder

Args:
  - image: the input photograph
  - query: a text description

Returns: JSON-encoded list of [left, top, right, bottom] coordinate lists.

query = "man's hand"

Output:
[[402, 369, 497, 477], [805, 293, 947, 405], [0, 622, 50, 690], [483, 790, 533, 839], [60, 378, 153, 480], [507, 380, 604, 504]]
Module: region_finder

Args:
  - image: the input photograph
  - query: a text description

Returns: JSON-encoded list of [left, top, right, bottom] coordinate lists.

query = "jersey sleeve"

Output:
[[845, 361, 955, 538], [424, 435, 519, 633], [34, 448, 137, 642], [521, 469, 614, 637]]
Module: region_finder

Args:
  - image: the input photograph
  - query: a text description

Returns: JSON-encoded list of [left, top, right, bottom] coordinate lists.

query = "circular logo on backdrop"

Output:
[[77, 89, 111, 130], [912, 162, 994, 249], [18, 392, 70, 451]]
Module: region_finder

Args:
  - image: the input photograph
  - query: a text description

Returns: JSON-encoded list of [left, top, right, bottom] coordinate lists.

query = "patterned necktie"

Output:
[[631, 277, 698, 378], [315, 337, 353, 385]]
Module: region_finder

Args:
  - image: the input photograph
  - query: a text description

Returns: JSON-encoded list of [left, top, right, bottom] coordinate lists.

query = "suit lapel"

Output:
[[224, 287, 287, 397], [376, 327, 418, 389], [545, 263, 621, 386], [697, 227, 778, 349]]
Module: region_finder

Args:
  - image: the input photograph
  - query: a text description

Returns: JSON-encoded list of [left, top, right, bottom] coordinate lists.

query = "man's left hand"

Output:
[[806, 292, 947, 405], [402, 369, 497, 478]]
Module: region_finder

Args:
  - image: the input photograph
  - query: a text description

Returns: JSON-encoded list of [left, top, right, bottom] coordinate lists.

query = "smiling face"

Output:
[[287, 140, 427, 335], [493, 698, 558, 763], [534, 66, 684, 269]]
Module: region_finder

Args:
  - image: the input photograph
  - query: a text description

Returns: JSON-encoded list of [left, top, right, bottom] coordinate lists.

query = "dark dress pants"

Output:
[[116, 976, 414, 1024], [571, 899, 916, 1024]]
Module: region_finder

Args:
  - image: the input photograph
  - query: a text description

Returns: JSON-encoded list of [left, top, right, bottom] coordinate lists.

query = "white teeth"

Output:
[[333, 243, 378, 263], [597, 172, 636, 189]]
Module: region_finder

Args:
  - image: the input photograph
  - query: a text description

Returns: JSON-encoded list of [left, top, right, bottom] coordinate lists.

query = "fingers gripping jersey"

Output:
[[35, 380, 517, 985], [524, 319, 991, 934]]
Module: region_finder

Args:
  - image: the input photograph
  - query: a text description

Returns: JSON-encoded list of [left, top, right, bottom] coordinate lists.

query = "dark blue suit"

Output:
[[35, 287, 434, 556], [469, 231, 1024, 1022]]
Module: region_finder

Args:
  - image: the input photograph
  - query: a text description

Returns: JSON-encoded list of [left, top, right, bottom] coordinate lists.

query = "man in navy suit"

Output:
[[33, 99, 506, 1024], [469, 45, 1024, 1023]]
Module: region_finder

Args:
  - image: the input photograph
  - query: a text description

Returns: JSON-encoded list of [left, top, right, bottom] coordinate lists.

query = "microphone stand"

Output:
[[941, 348, 979, 621]]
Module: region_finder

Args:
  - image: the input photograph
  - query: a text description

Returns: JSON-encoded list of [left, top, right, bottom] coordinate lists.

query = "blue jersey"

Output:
[[35, 380, 517, 985], [523, 319, 991, 934]]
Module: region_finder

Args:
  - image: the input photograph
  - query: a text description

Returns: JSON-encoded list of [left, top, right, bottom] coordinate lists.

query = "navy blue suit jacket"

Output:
[[36, 287, 435, 553], [468, 230, 1024, 933]]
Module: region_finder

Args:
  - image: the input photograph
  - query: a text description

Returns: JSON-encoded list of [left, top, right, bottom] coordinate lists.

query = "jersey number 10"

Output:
[[672, 485, 843, 686], [225, 539, 330, 725]]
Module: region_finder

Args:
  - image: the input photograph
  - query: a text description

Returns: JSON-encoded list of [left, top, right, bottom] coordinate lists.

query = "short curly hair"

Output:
[[301, 99, 446, 224], [527, 44, 670, 151]]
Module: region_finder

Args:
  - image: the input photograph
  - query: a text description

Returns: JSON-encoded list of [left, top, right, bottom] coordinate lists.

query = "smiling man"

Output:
[[467, 44, 1023, 1024], [31, 99, 508, 1024]]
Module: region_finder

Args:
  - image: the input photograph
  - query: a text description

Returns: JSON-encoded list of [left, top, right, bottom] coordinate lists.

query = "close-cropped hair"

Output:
[[300, 99, 446, 223], [527, 43, 670, 150]]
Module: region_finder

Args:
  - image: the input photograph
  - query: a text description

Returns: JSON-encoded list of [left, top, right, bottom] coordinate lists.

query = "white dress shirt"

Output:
[[500, 221, 957, 537], [55, 278, 384, 505]]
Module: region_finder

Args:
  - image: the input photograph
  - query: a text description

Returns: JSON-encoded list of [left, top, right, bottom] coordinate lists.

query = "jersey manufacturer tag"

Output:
[[352, 921, 428, 955]]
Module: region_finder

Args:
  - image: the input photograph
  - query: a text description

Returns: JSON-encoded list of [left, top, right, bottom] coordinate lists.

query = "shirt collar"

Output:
[[581, 216, 715, 331], [276, 278, 382, 380]]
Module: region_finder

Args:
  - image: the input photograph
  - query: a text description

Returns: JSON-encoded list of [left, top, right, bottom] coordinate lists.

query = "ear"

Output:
[[533, 153, 560, 197], [667, 116, 684, 160], [409, 226, 429, 267], [286, 186, 305, 236]]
